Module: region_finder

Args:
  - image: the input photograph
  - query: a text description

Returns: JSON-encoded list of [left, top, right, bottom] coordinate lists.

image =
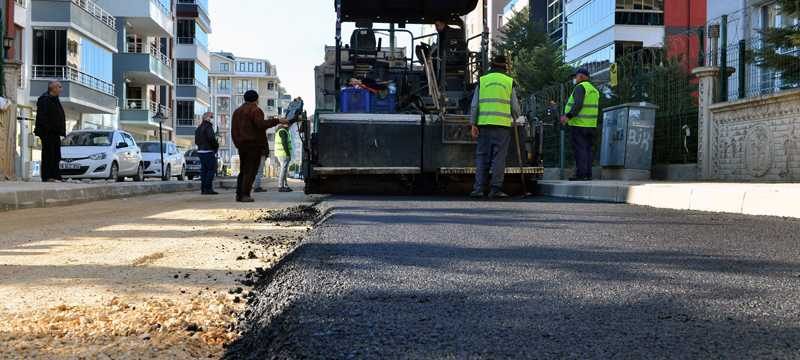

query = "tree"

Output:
[[496, 8, 572, 95], [757, 0, 800, 86]]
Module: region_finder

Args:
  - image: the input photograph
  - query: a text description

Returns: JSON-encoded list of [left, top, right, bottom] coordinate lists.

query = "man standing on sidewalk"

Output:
[[232, 90, 286, 202], [195, 112, 219, 195], [561, 68, 600, 181], [275, 123, 293, 192], [34, 81, 66, 182], [469, 55, 522, 199]]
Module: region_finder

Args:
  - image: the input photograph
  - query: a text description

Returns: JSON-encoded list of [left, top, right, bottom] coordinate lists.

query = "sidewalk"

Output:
[[0, 178, 238, 212], [538, 180, 800, 219]]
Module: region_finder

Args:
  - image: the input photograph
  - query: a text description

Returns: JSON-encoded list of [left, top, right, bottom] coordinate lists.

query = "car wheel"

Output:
[[162, 165, 171, 181], [133, 163, 144, 182], [177, 166, 186, 181], [109, 162, 123, 182]]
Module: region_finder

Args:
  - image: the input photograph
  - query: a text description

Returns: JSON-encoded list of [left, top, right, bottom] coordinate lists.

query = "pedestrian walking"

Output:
[[34, 81, 67, 183], [195, 112, 219, 195], [253, 143, 268, 193], [469, 55, 522, 199], [561, 68, 600, 181], [231, 90, 286, 202], [275, 123, 293, 192]]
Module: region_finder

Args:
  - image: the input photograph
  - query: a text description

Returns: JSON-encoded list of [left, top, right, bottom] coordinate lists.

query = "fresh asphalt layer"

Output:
[[227, 196, 800, 359]]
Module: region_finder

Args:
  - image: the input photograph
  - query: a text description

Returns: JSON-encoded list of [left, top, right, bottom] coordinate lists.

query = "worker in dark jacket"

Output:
[[231, 90, 287, 202], [34, 81, 67, 182], [469, 55, 522, 199], [195, 112, 219, 195], [560, 68, 600, 181]]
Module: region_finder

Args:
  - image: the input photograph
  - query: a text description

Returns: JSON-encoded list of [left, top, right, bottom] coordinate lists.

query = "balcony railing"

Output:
[[32, 65, 115, 96], [177, 37, 208, 50], [71, 0, 116, 30], [124, 43, 172, 68], [177, 78, 209, 90], [177, 118, 195, 126], [125, 99, 171, 118]]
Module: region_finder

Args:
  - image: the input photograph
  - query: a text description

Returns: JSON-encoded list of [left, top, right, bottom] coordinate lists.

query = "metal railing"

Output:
[[125, 99, 171, 118], [177, 36, 209, 49], [71, 0, 116, 30], [177, 77, 209, 90], [149, 44, 172, 68], [32, 65, 115, 96], [709, 38, 800, 102], [177, 118, 195, 126]]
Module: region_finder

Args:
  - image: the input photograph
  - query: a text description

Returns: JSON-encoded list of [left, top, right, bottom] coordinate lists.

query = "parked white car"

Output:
[[60, 130, 144, 181], [139, 141, 186, 180]]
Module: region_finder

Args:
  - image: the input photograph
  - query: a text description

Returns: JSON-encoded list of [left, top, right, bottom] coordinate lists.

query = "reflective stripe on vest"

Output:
[[275, 128, 291, 158], [477, 72, 514, 127], [564, 81, 600, 128]]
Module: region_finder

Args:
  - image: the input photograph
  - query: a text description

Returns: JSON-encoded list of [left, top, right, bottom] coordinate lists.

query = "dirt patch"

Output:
[[256, 205, 321, 223], [132, 252, 166, 266]]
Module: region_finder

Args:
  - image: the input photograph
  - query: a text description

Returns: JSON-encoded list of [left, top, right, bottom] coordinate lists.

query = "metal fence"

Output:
[[716, 38, 800, 102], [527, 46, 700, 168]]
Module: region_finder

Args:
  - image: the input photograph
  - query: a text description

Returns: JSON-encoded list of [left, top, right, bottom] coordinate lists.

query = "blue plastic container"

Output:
[[370, 93, 397, 114], [340, 88, 371, 113]]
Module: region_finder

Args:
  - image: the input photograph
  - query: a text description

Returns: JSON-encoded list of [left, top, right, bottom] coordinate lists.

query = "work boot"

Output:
[[469, 190, 484, 199], [237, 196, 255, 203], [253, 187, 266, 193], [279, 187, 293, 193], [202, 190, 219, 195], [489, 191, 510, 200]]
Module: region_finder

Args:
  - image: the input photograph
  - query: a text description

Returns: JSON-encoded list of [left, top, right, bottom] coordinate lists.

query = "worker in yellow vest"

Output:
[[275, 124, 293, 192], [560, 68, 600, 181], [469, 55, 522, 199]]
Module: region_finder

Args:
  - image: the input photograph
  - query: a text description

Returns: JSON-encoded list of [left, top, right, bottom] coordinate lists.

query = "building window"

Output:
[[219, 63, 229, 72], [267, 82, 275, 90], [216, 97, 230, 113], [177, 60, 194, 85], [237, 62, 245, 72], [177, 19, 195, 44], [33, 29, 67, 67], [234, 95, 245, 106], [247, 62, 253, 72], [238, 79, 254, 94], [497, 14, 504, 30], [177, 101, 194, 126], [267, 99, 275, 107], [217, 78, 230, 91], [566, 0, 615, 49]]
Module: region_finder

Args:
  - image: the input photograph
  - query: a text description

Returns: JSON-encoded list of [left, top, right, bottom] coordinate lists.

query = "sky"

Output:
[[207, 0, 425, 113]]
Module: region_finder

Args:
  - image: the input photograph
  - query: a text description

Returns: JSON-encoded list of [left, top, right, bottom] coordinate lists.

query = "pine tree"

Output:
[[758, 0, 800, 85], [496, 8, 572, 95]]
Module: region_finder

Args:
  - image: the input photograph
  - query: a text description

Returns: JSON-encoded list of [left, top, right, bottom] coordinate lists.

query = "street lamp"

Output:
[[152, 110, 166, 181]]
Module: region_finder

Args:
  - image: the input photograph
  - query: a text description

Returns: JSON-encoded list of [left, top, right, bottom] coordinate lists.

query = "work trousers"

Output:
[[39, 134, 62, 182], [473, 126, 511, 193], [570, 126, 595, 179], [277, 156, 290, 188], [198, 152, 216, 193], [236, 146, 263, 199], [254, 155, 266, 189]]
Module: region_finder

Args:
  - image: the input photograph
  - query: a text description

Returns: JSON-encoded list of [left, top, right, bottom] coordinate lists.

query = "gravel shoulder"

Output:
[[0, 183, 315, 358]]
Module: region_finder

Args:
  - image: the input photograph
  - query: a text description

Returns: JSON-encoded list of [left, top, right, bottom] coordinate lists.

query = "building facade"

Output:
[[173, 0, 211, 148], [564, 0, 667, 77], [96, 0, 176, 143], [208, 51, 281, 167], [464, 0, 508, 53]]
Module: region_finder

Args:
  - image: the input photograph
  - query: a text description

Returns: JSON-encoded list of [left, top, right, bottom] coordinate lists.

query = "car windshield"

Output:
[[62, 132, 113, 147], [185, 150, 198, 157], [139, 143, 165, 153]]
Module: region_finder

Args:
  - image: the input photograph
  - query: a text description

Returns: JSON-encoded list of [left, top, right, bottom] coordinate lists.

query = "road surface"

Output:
[[228, 196, 800, 359]]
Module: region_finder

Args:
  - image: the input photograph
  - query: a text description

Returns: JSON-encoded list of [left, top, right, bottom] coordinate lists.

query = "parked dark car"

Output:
[[184, 150, 220, 180]]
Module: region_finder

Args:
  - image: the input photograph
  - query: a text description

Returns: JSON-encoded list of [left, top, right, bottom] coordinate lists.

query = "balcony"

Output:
[[120, 99, 173, 129], [176, 37, 211, 67], [176, 0, 211, 33], [177, 78, 210, 104], [117, 44, 173, 86], [30, 65, 117, 114], [94, 0, 174, 37], [31, 0, 118, 50]]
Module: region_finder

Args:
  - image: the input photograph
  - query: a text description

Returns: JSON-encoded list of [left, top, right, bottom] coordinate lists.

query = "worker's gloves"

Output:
[[514, 116, 528, 126]]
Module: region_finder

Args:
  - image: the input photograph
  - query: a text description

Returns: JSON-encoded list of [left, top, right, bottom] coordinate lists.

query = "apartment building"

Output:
[[564, 0, 667, 77], [502, 0, 548, 32], [208, 51, 281, 166], [548, 0, 564, 46], [95, 0, 176, 143], [464, 0, 507, 53], [173, 0, 211, 148], [30, 0, 118, 131]]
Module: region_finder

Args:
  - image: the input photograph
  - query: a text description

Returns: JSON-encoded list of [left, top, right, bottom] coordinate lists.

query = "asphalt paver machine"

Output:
[[303, 0, 545, 194]]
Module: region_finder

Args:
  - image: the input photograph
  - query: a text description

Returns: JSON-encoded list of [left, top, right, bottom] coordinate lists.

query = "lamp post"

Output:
[[152, 110, 166, 181]]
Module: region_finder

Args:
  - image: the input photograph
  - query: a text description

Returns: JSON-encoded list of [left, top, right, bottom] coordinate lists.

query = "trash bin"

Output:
[[600, 102, 658, 180]]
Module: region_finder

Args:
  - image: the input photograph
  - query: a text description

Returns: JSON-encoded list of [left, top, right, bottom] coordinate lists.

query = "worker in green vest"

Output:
[[275, 124, 293, 192], [469, 55, 522, 199], [560, 68, 600, 181]]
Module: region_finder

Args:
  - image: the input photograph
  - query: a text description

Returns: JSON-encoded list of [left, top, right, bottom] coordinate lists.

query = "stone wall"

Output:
[[0, 63, 21, 180], [708, 89, 800, 181]]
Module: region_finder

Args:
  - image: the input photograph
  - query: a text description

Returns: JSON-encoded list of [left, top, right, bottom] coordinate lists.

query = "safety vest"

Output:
[[477, 72, 514, 127], [275, 128, 292, 158], [565, 81, 600, 128]]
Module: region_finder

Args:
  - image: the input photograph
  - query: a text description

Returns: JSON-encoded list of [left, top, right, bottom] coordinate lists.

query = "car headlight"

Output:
[[89, 152, 107, 160]]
